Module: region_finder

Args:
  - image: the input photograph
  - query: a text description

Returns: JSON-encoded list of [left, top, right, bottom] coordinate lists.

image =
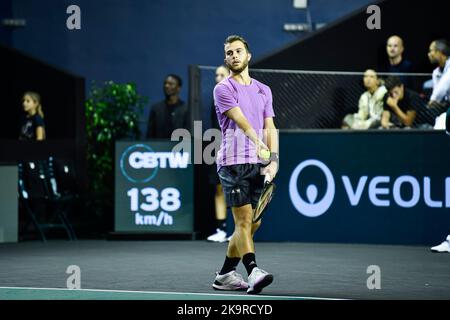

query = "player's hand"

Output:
[[261, 161, 278, 182]]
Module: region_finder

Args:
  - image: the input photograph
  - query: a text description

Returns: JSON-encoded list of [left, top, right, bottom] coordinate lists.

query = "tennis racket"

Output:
[[253, 173, 276, 223]]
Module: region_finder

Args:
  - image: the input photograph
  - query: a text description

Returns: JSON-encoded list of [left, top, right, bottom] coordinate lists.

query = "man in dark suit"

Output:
[[146, 74, 189, 138]]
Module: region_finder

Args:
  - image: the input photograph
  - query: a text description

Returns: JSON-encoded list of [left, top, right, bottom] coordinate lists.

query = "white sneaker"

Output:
[[207, 229, 227, 243], [247, 267, 274, 294], [212, 270, 249, 291], [431, 235, 450, 253]]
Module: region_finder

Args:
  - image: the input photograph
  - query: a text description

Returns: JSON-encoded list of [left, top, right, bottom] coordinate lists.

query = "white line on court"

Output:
[[0, 286, 346, 300]]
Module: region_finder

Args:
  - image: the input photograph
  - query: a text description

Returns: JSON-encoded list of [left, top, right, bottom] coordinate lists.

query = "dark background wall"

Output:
[[0, 0, 374, 137], [0, 45, 87, 229], [253, 0, 450, 72], [0, 1, 12, 46], [0, 46, 84, 140], [2, 0, 448, 240]]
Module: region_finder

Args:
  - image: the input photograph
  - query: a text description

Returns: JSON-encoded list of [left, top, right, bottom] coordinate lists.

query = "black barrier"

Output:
[[252, 130, 450, 245]]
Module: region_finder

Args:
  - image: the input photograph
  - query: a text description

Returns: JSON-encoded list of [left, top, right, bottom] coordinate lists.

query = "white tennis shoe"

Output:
[[247, 267, 274, 294], [431, 235, 450, 253], [207, 229, 227, 243], [212, 270, 249, 291]]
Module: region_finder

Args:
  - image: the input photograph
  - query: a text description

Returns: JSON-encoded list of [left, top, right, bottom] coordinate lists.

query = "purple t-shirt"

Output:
[[213, 76, 275, 170]]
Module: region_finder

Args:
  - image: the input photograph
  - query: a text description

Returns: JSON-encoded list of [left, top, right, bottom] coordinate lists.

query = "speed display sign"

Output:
[[115, 140, 194, 234]]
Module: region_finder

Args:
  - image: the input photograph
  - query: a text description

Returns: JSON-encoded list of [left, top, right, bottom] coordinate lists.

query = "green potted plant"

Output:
[[85, 81, 147, 234]]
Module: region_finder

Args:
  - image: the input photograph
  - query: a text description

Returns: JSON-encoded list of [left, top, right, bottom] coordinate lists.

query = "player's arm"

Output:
[[262, 117, 278, 180], [263, 117, 278, 156], [224, 107, 269, 157]]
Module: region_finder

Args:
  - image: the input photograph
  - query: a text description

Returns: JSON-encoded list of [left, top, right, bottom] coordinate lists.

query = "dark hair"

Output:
[[224, 35, 250, 52], [384, 76, 403, 91], [434, 39, 450, 56], [166, 74, 182, 87]]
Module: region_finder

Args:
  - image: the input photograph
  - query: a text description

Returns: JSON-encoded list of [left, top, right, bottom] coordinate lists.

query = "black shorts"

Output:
[[208, 164, 220, 186], [217, 163, 265, 208]]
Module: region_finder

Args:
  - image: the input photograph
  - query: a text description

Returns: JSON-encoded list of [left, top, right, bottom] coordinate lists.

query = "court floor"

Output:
[[0, 240, 449, 300]]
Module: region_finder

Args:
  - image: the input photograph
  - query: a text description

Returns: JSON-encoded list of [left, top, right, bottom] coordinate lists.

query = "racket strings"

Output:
[[254, 185, 274, 219]]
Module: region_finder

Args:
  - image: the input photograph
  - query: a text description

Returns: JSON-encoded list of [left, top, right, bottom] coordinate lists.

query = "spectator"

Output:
[[19, 91, 46, 141], [428, 39, 450, 132], [379, 35, 414, 89], [342, 69, 387, 130], [381, 76, 417, 129], [427, 39, 450, 253], [146, 74, 189, 139], [427, 39, 450, 110], [207, 65, 230, 243]]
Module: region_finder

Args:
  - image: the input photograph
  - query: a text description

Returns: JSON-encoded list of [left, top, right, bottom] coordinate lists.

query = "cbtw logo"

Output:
[[120, 144, 189, 183], [289, 159, 450, 218]]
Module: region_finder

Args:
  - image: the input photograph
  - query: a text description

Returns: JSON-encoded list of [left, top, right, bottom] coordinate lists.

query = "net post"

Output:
[[188, 65, 202, 133]]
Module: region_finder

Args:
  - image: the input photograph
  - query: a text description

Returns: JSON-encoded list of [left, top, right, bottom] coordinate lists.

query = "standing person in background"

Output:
[[427, 39, 450, 253], [427, 39, 450, 113], [146, 74, 189, 139], [207, 65, 232, 243], [379, 35, 414, 89], [19, 91, 46, 141]]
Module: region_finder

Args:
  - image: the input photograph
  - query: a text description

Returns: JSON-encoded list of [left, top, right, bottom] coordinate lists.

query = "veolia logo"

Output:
[[289, 159, 450, 217], [289, 159, 335, 218]]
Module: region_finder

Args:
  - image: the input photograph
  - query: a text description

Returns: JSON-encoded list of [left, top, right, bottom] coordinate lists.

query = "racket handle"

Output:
[[264, 173, 271, 184]]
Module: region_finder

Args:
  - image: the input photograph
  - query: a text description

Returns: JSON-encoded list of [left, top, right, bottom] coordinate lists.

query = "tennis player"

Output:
[[211, 35, 279, 294]]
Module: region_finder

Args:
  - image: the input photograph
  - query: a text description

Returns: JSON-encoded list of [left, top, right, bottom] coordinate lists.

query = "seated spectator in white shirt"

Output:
[[342, 69, 387, 130]]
